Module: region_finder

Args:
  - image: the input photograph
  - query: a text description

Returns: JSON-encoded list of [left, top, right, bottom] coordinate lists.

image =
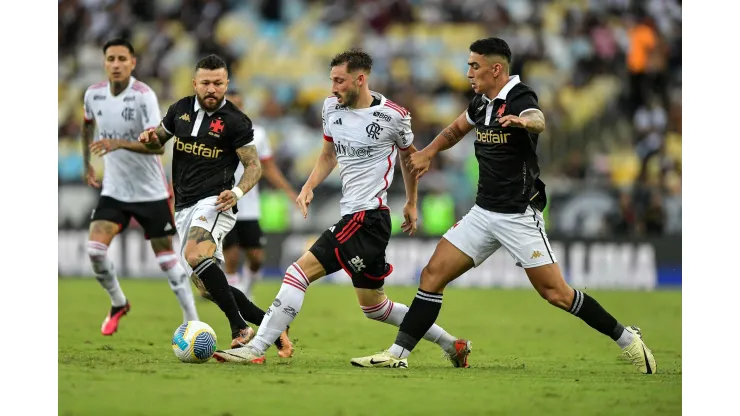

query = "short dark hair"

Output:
[[469, 38, 511, 64], [103, 38, 135, 56], [330, 49, 373, 73], [195, 54, 227, 72]]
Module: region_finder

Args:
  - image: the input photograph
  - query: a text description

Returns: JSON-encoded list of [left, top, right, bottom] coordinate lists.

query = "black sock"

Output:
[[228, 287, 286, 349], [193, 258, 246, 335], [569, 289, 625, 340], [229, 286, 265, 325], [394, 289, 443, 352]]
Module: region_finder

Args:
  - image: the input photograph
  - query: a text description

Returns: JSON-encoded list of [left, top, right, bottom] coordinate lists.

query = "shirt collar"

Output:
[[193, 97, 227, 116], [482, 75, 521, 103]]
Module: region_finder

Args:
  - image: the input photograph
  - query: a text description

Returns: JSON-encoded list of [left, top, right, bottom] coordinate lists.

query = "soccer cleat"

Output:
[[350, 350, 408, 369], [621, 326, 657, 374], [443, 339, 472, 368], [230, 327, 256, 349], [101, 302, 131, 336], [276, 327, 294, 358], [213, 346, 265, 364]]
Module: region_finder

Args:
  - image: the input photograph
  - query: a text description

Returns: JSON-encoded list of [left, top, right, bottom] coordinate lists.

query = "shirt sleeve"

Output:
[[509, 91, 541, 117], [465, 95, 480, 126], [232, 115, 255, 148], [394, 112, 414, 150], [322, 100, 333, 142], [83, 89, 94, 122], [254, 126, 273, 160], [140, 89, 162, 130], [161, 101, 178, 135]]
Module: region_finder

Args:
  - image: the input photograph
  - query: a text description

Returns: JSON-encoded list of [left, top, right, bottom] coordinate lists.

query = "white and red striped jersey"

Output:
[[321, 92, 414, 216], [83, 77, 169, 203]]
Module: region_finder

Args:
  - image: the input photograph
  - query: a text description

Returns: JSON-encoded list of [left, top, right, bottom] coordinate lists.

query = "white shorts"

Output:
[[443, 204, 556, 268], [174, 195, 236, 265]]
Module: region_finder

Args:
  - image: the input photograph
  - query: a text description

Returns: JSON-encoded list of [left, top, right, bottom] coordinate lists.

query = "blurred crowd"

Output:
[[58, 0, 682, 237]]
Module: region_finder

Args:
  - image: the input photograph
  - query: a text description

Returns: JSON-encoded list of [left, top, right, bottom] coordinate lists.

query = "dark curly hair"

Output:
[[330, 48, 373, 73]]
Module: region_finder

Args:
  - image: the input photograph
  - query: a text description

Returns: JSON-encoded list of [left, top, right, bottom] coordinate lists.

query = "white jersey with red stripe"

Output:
[[322, 92, 414, 216], [234, 125, 272, 220], [83, 77, 169, 203]]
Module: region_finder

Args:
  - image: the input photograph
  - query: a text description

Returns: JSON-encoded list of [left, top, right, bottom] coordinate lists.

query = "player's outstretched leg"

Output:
[[183, 226, 253, 345], [213, 252, 323, 364], [88, 220, 130, 336], [151, 237, 198, 322], [525, 263, 656, 374], [355, 286, 470, 368], [351, 238, 474, 368]]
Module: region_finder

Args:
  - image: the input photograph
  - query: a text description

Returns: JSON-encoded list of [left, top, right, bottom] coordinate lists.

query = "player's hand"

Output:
[[89, 139, 123, 156], [498, 115, 528, 129], [407, 149, 433, 180], [84, 164, 100, 188], [215, 190, 238, 212], [138, 128, 158, 144], [401, 202, 418, 236], [296, 187, 314, 219]]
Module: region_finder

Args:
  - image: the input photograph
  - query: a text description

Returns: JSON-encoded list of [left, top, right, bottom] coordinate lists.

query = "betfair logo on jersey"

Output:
[[174, 137, 223, 159], [178, 113, 191, 122], [334, 141, 373, 158], [476, 129, 511, 144]]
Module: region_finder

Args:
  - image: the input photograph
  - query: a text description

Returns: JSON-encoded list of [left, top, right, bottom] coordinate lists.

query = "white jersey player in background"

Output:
[[81, 38, 198, 336], [212, 49, 470, 366], [220, 90, 298, 301]]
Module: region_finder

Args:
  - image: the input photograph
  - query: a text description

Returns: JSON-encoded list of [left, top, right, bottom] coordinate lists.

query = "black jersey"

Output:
[[466, 77, 547, 214], [161, 96, 254, 210]]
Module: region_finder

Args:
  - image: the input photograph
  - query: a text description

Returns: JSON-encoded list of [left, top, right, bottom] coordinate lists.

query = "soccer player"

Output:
[[211, 49, 471, 366], [222, 89, 298, 300], [351, 38, 656, 374], [81, 38, 198, 335], [138, 54, 292, 357]]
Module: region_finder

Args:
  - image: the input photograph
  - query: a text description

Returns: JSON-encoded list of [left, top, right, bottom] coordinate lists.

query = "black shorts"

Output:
[[223, 220, 265, 250], [91, 196, 176, 240], [309, 208, 392, 289]]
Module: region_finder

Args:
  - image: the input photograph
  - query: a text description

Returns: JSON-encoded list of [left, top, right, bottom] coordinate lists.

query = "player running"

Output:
[[351, 38, 656, 374], [138, 54, 292, 357], [211, 49, 471, 366], [81, 38, 198, 335]]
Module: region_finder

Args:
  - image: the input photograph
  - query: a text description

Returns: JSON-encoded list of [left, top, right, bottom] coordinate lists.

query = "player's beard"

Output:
[[341, 88, 360, 108], [197, 94, 224, 112]]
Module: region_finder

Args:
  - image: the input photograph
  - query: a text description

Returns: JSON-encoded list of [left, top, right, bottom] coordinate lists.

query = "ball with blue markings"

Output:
[[172, 320, 218, 363]]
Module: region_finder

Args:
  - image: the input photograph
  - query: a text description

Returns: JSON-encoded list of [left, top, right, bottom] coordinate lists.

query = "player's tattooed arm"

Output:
[[235, 145, 262, 195], [518, 109, 546, 134], [81, 119, 96, 168], [141, 124, 174, 151], [427, 111, 474, 155]]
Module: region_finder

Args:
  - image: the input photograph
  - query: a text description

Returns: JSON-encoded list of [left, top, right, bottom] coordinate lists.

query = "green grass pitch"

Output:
[[59, 278, 681, 416]]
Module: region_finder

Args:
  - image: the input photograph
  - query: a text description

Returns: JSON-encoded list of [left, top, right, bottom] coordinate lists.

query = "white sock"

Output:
[[388, 343, 411, 359], [87, 241, 127, 307], [243, 267, 261, 301], [157, 252, 198, 321], [616, 328, 636, 349], [249, 262, 309, 354], [362, 299, 457, 354]]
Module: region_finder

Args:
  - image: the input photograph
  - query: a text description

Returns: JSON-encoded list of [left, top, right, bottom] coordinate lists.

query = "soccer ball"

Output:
[[171, 320, 218, 363]]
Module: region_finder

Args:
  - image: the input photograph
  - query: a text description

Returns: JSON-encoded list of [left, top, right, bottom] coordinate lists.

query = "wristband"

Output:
[[231, 187, 244, 200]]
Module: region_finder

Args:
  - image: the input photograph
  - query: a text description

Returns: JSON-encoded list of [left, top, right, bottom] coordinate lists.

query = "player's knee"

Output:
[[419, 264, 445, 292], [540, 287, 571, 309]]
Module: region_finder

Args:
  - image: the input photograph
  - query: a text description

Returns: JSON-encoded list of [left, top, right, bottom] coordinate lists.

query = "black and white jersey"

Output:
[[161, 96, 254, 210], [466, 75, 547, 214]]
